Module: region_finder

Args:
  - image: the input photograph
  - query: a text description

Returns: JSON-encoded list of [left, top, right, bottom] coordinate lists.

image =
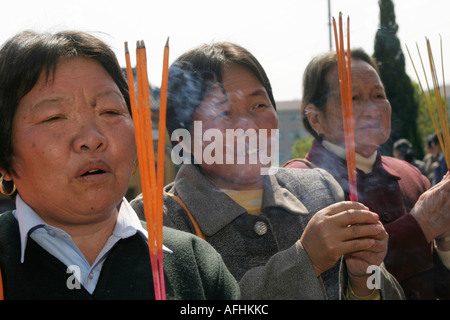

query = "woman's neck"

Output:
[[322, 140, 377, 173]]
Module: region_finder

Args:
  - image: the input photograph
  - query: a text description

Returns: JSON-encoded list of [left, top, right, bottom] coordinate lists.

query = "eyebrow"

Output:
[[32, 96, 68, 111], [94, 88, 123, 100], [249, 88, 269, 98], [222, 88, 268, 101]]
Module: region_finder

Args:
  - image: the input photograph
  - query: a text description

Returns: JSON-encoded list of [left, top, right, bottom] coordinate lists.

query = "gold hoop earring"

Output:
[[0, 174, 16, 196]]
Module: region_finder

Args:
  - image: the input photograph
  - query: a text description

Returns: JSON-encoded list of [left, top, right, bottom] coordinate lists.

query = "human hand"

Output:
[[344, 220, 388, 296], [410, 173, 450, 242], [300, 201, 383, 277]]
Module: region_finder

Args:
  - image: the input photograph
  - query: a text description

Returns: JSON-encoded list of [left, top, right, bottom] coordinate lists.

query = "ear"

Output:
[[304, 104, 323, 136], [0, 168, 10, 181], [0, 168, 14, 184]]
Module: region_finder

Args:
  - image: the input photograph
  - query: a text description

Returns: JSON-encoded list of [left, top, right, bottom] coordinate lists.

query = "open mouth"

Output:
[[81, 169, 106, 176]]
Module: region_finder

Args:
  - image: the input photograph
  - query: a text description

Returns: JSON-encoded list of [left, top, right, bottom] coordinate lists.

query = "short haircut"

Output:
[[0, 30, 129, 173]]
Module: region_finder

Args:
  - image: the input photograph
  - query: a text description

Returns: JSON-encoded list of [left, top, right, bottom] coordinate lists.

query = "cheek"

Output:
[[116, 127, 137, 163], [323, 113, 344, 134], [381, 114, 391, 138], [263, 109, 278, 130], [13, 130, 65, 173]]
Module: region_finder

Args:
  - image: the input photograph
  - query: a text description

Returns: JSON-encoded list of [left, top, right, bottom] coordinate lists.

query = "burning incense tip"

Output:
[[165, 36, 170, 47], [124, 41, 129, 54], [136, 40, 145, 49]]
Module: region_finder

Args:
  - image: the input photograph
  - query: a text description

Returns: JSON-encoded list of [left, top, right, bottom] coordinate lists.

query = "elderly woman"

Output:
[[0, 30, 239, 300], [131, 42, 404, 299], [284, 48, 450, 299]]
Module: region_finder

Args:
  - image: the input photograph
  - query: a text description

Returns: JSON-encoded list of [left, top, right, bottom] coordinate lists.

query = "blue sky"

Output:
[[1, 0, 449, 101]]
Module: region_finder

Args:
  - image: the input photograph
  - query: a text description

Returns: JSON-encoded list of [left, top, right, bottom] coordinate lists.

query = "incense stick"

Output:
[[156, 37, 169, 295], [124, 39, 168, 300], [333, 12, 358, 202], [406, 37, 450, 169]]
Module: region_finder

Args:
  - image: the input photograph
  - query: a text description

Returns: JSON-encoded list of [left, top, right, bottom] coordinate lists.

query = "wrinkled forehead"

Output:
[[326, 59, 383, 92]]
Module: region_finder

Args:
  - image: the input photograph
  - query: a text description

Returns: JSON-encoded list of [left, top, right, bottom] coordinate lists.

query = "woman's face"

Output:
[[308, 59, 391, 157], [191, 64, 278, 190], [7, 57, 136, 226]]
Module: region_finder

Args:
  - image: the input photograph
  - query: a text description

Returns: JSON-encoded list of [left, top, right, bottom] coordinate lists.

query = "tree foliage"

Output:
[[291, 136, 314, 159], [373, 0, 423, 158]]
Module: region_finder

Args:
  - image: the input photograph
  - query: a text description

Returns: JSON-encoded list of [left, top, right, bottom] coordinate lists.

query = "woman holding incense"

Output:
[[0, 30, 240, 299], [284, 48, 450, 300], [131, 42, 404, 299]]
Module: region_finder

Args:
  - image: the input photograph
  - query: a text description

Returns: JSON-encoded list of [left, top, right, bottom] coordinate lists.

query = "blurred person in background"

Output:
[[284, 48, 450, 299]]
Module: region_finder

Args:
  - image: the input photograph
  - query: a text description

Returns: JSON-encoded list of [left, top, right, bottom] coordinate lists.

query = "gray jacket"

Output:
[[131, 164, 404, 300]]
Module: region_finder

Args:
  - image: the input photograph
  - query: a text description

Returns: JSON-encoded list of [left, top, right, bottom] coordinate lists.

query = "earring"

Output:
[[0, 174, 16, 196]]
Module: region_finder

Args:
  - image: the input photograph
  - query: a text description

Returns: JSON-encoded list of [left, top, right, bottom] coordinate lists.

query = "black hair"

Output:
[[0, 30, 129, 175]]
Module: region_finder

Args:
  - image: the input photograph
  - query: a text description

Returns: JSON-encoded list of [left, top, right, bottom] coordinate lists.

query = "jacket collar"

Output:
[[171, 164, 309, 236], [13, 195, 153, 263], [307, 139, 401, 181]]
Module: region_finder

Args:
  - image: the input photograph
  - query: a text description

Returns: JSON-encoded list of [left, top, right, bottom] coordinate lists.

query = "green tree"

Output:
[[291, 136, 314, 159], [414, 82, 436, 143], [373, 0, 423, 158]]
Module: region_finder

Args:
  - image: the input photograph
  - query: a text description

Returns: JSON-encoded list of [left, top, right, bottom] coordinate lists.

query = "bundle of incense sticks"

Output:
[[332, 12, 358, 202], [406, 37, 450, 170], [124, 38, 169, 300]]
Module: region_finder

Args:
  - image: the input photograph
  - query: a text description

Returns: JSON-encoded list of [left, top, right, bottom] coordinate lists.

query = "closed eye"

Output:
[[253, 103, 269, 109], [101, 110, 122, 116], [41, 115, 65, 123]]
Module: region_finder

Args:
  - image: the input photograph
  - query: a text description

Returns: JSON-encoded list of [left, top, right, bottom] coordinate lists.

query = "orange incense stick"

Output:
[[124, 40, 167, 300], [137, 40, 162, 300], [155, 37, 169, 297], [333, 13, 358, 202]]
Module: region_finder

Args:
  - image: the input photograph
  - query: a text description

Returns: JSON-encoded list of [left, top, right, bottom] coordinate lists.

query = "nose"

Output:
[[73, 120, 107, 153], [359, 99, 381, 118], [230, 102, 259, 132], [232, 115, 259, 132]]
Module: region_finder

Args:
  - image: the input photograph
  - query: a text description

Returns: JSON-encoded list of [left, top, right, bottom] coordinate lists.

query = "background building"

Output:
[[276, 100, 308, 164]]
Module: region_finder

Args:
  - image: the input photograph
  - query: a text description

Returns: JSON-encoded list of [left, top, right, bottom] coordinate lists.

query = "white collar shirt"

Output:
[[12, 194, 167, 294]]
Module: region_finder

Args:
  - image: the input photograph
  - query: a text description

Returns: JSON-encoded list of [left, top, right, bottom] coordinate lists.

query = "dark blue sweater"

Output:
[[0, 211, 239, 300]]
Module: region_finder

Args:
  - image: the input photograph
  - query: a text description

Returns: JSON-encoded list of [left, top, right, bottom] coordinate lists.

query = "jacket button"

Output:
[[254, 221, 268, 235]]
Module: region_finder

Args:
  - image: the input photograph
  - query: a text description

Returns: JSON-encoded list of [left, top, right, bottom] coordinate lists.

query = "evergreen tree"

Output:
[[373, 0, 423, 158]]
